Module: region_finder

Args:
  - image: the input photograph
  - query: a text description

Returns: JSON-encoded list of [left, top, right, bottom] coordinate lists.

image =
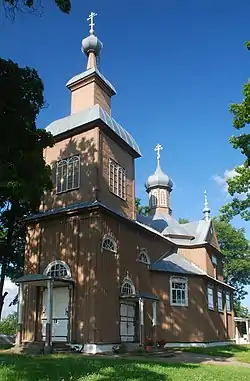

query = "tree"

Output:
[[135, 198, 149, 216], [3, 0, 71, 19], [213, 217, 250, 302], [0, 312, 17, 335], [220, 43, 250, 222], [178, 218, 189, 224], [0, 58, 54, 317]]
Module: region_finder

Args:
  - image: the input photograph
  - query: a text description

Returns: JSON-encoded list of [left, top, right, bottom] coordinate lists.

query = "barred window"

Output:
[[56, 156, 80, 194], [207, 286, 214, 310], [170, 277, 188, 306], [217, 290, 223, 312], [109, 159, 126, 200], [160, 190, 167, 206], [102, 235, 117, 253], [44, 260, 71, 279], [139, 249, 150, 265], [120, 279, 135, 296]]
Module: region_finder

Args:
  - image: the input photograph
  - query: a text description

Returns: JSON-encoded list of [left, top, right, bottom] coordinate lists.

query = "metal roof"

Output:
[[46, 104, 141, 157], [66, 67, 116, 94], [151, 253, 205, 275]]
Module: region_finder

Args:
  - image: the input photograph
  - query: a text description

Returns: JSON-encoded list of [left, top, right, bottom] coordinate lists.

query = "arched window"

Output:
[[102, 235, 117, 253], [44, 260, 71, 279], [120, 278, 135, 296], [160, 190, 167, 206], [139, 249, 150, 265], [56, 155, 80, 194], [150, 189, 158, 207]]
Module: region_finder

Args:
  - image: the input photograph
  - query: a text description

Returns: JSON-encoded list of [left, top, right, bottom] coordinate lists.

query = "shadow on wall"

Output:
[[155, 275, 229, 343]]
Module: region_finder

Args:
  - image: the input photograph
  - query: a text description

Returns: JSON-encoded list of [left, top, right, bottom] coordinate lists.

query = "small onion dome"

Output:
[[145, 164, 173, 192], [81, 34, 103, 56]]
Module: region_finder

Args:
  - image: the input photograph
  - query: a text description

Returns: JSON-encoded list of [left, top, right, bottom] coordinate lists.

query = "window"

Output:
[[160, 190, 167, 206], [217, 290, 223, 312], [170, 277, 188, 307], [212, 255, 217, 265], [139, 249, 150, 265], [109, 159, 126, 200], [56, 156, 80, 194], [151, 189, 158, 207], [102, 235, 117, 253], [207, 286, 214, 310], [44, 260, 71, 279], [120, 278, 135, 296], [226, 293, 231, 312]]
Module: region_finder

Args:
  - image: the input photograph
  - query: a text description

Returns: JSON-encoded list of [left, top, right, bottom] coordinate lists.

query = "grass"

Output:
[[182, 344, 250, 363], [0, 352, 249, 381]]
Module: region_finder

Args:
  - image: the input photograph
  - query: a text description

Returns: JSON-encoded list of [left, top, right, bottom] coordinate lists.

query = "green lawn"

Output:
[[0, 353, 250, 381], [182, 344, 250, 363]]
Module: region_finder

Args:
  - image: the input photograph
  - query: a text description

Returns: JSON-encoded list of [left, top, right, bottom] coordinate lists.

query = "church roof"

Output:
[[151, 253, 205, 275], [66, 67, 116, 94], [46, 104, 141, 157]]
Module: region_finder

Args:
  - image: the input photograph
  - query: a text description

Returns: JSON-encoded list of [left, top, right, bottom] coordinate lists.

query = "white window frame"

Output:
[[120, 277, 136, 297], [170, 276, 188, 307], [138, 249, 150, 265], [109, 158, 126, 200], [56, 155, 80, 194], [217, 290, 223, 312], [101, 234, 117, 253], [151, 189, 158, 207], [212, 255, 217, 265], [226, 293, 231, 312], [207, 286, 214, 310], [160, 189, 167, 206], [44, 260, 71, 279]]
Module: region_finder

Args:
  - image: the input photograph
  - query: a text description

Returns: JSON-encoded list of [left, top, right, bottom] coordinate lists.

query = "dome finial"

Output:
[[154, 143, 163, 167], [87, 11, 97, 35], [203, 190, 211, 221], [81, 11, 103, 69]]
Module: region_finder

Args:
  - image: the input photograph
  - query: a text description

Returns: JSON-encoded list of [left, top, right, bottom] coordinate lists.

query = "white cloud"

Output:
[[2, 279, 18, 319], [213, 168, 238, 193]]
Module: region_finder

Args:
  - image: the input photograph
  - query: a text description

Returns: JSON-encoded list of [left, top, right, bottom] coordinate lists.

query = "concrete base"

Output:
[[164, 340, 234, 349], [83, 342, 140, 354]]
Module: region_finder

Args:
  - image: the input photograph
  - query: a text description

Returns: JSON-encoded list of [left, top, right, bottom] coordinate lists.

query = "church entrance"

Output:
[[42, 287, 70, 342], [120, 301, 137, 342]]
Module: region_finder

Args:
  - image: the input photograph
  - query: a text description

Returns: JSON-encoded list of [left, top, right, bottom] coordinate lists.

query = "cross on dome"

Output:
[[87, 11, 97, 35], [154, 144, 163, 164]]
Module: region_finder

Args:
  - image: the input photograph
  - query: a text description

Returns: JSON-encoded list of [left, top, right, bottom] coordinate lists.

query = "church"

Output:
[[15, 13, 234, 354]]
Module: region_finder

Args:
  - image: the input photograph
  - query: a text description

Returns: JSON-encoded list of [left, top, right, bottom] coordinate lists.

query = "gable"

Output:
[[205, 221, 220, 251]]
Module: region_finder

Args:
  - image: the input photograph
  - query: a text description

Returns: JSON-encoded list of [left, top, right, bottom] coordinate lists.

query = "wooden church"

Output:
[[15, 13, 234, 354]]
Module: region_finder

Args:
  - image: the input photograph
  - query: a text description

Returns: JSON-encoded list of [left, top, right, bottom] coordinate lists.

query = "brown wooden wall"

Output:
[[99, 131, 136, 220]]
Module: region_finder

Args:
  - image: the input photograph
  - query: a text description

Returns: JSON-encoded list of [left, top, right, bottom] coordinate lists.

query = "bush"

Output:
[[0, 312, 17, 335]]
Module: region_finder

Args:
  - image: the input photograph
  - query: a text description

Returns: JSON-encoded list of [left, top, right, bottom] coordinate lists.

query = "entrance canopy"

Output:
[[120, 291, 159, 301], [15, 274, 74, 287]]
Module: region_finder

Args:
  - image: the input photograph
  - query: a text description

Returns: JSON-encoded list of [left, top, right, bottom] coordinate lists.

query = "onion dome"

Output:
[[81, 34, 103, 56], [145, 163, 173, 192]]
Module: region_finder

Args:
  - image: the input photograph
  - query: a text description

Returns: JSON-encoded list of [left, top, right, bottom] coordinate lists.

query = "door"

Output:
[[120, 302, 136, 342], [42, 287, 70, 342]]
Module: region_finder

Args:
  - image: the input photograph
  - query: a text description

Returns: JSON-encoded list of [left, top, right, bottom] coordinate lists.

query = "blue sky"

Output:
[[1, 0, 250, 314]]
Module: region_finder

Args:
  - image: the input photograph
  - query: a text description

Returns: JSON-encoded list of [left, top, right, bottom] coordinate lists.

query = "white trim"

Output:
[[101, 234, 117, 253], [170, 276, 188, 307], [56, 155, 80, 194], [226, 292, 231, 312], [152, 301, 157, 326], [109, 158, 126, 200], [138, 248, 150, 265], [207, 286, 214, 310], [44, 260, 71, 279], [217, 289, 223, 312], [120, 277, 136, 296], [164, 341, 234, 349], [139, 298, 144, 326]]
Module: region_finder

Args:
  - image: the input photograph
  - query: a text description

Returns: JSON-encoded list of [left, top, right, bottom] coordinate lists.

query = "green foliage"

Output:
[[234, 300, 250, 318], [220, 44, 250, 221], [0, 312, 17, 335], [0, 58, 54, 316], [0, 353, 249, 380], [178, 218, 189, 224], [213, 217, 250, 301], [182, 344, 250, 363], [135, 198, 149, 216], [3, 0, 71, 19]]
